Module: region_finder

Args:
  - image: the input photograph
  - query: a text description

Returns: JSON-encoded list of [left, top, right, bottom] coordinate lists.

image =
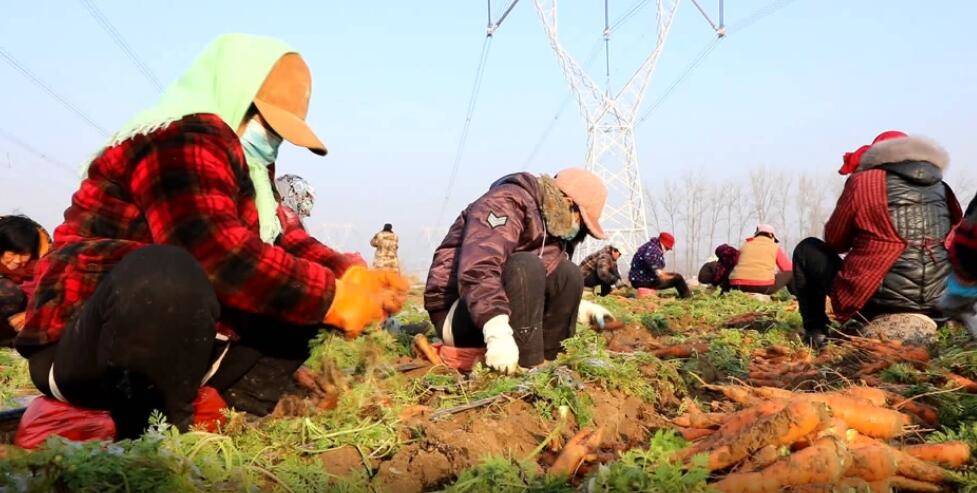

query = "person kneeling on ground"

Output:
[[697, 244, 739, 294], [425, 168, 614, 374], [15, 35, 407, 439], [579, 245, 625, 296], [0, 216, 50, 345], [793, 131, 962, 348], [943, 191, 977, 338], [729, 224, 794, 296], [629, 232, 691, 298]]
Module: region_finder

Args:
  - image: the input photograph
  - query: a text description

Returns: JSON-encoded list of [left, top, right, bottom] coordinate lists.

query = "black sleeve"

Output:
[[0, 277, 26, 318]]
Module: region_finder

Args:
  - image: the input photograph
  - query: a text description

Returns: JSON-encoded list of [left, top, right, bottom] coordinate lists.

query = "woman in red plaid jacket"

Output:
[[14, 35, 407, 438]]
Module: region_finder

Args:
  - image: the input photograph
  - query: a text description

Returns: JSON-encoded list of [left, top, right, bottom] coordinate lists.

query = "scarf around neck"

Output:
[[94, 34, 296, 243]]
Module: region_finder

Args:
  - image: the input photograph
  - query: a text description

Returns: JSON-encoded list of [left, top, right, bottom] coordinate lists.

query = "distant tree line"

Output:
[[644, 166, 977, 277]]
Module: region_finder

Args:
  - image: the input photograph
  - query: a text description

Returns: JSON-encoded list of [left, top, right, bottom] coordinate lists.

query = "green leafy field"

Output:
[[3, 288, 977, 492]]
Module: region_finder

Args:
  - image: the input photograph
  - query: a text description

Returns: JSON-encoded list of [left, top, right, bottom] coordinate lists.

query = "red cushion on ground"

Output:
[[14, 396, 116, 449]]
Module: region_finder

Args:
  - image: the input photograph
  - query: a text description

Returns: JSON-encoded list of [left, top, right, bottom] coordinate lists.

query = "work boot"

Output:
[[803, 329, 827, 350]]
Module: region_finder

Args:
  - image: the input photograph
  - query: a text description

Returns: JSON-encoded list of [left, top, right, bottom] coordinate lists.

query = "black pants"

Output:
[[793, 238, 843, 336], [27, 245, 317, 438], [583, 273, 614, 296], [698, 261, 731, 293], [434, 253, 583, 367], [731, 271, 796, 296], [632, 274, 692, 299]]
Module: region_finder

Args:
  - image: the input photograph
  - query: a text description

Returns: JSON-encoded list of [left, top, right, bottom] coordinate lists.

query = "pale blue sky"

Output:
[[2, 1, 975, 274]]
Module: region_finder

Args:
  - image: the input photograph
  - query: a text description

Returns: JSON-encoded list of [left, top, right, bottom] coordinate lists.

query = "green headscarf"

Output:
[[106, 33, 294, 243]]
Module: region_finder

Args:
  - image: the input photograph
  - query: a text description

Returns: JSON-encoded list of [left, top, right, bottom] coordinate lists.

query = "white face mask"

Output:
[[240, 118, 283, 167]]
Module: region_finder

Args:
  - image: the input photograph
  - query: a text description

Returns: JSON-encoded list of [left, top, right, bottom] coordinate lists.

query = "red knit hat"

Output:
[[839, 130, 908, 175], [658, 232, 675, 250]]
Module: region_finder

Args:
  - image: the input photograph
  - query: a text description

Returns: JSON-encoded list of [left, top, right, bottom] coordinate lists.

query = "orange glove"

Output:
[[8, 312, 25, 332], [323, 266, 409, 338]]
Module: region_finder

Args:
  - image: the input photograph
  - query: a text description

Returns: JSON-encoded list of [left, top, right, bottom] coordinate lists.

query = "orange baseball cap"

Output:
[[254, 53, 327, 156], [553, 167, 607, 240]]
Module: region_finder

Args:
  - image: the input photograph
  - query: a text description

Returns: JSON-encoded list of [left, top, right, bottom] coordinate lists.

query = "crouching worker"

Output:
[[0, 216, 50, 345], [793, 131, 961, 347], [729, 224, 794, 295], [697, 244, 739, 293], [425, 168, 614, 373], [629, 232, 691, 298], [580, 245, 625, 296], [943, 192, 977, 338], [14, 35, 408, 441]]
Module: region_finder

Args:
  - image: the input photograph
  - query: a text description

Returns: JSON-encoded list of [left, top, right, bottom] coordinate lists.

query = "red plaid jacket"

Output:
[[950, 194, 977, 282], [825, 169, 961, 320], [16, 114, 355, 355]]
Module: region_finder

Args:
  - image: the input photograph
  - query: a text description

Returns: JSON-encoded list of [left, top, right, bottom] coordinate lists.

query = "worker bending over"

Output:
[[16, 35, 407, 438], [425, 168, 614, 373], [629, 232, 691, 299], [729, 224, 794, 295], [579, 245, 625, 296]]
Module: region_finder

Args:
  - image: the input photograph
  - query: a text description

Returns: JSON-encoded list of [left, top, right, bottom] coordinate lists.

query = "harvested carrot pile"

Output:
[[669, 384, 972, 492]]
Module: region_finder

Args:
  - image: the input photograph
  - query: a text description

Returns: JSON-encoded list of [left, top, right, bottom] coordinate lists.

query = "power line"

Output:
[[437, 35, 494, 226], [0, 127, 77, 177], [607, 0, 650, 33], [78, 0, 163, 91], [521, 41, 604, 170], [437, 0, 521, 225], [0, 46, 110, 137], [727, 0, 800, 34], [637, 38, 721, 125], [637, 0, 803, 125]]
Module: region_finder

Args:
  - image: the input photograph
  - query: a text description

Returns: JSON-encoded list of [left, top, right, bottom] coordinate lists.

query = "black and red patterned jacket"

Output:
[[16, 114, 356, 356], [825, 135, 961, 321], [950, 194, 977, 282], [579, 246, 621, 286]]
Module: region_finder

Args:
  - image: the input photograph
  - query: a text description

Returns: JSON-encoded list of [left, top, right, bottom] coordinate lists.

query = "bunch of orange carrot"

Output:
[[639, 338, 709, 359], [850, 336, 931, 380], [670, 385, 970, 492], [746, 344, 823, 388], [745, 337, 934, 390]]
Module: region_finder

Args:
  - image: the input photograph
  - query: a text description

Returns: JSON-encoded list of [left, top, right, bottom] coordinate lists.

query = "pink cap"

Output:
[[554, 168, 607, 240], [756, 224, 778, 241]]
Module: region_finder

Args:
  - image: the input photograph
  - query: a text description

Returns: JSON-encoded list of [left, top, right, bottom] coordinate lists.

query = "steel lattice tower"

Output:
[[534, 0, 682, 258]]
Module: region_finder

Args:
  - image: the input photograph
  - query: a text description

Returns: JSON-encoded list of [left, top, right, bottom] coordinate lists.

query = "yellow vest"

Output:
[[730, 236, 779, 284]]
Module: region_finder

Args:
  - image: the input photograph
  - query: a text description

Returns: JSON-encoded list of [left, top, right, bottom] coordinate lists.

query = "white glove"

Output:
[[578, 299, 614, 329], [483, 315, 520, 374]]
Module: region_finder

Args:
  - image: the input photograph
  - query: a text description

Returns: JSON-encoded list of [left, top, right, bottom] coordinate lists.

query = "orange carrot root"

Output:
[[704, 400, 828, 471], [801, 394, 911, 439], [894, 399, 940, 427], [737, 444, 782, 473], [945, 373, 977, 393], [683, 400, 787, 458], [677, 427, 714, 441], [887, 476, 941, 492], [548, 427, 604, 477], [895, 447, 951, 483], [412, 334, 444, 366], [901, 441, 971, 469], [840, 386, 888, 407], [847, 444, 899, 482], [712, 435, 850, 493], [652, 342, 708, 359]]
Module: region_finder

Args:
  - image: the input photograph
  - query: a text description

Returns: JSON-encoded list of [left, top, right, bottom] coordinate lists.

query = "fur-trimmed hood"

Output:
[[537, 175, 577, 238], [859, 135, 950, 171]]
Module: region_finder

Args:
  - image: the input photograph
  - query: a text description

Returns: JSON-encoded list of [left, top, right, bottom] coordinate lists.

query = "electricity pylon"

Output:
[[533, 0, 683, 258]]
